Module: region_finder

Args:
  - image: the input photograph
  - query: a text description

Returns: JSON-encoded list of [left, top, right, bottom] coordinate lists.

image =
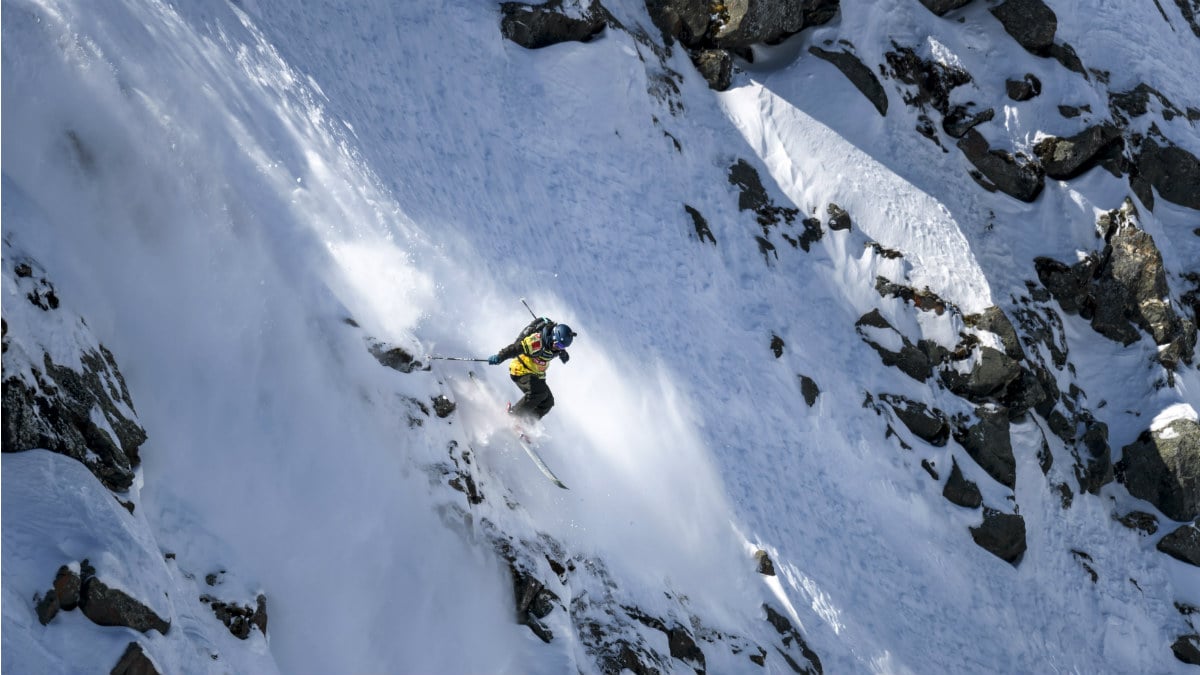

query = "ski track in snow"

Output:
[[3, 0, 1199, 673]]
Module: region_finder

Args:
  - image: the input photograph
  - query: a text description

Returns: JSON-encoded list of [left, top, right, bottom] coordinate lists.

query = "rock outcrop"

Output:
[[1117, 418, 1200, 523], [500, 0, 608, 49], [2, 259, 147, 493]]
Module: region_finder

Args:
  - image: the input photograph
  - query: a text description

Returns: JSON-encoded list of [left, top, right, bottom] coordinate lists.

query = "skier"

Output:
[[487, 317, 576, 421]]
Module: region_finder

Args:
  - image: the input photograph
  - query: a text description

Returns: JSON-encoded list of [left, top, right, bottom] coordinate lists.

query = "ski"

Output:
[[511, 428, 568, 490], [465, 372, 568, 489]]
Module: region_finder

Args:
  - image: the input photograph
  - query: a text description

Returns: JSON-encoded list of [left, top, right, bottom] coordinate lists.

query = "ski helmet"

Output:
[[551, 323, 574, 349]]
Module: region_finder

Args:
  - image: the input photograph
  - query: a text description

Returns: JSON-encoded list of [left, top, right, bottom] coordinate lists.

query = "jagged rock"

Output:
[[965, 307, 1024, 361], [1033, 125, 1123, 180], [990, 0, 1057, 55], [693, 48, 733, 90], [1174, 634, 1200, 665], [771, 334, 786, 358], [918, 0, 973, 15], [970, 508, 1027, 565], [728, 159, 799, 230], [1076, 421, 1114, 494], [1035, 200, 1196, 367], [954, 406, 1016, 489], [880, 394, 950, 446], [943, 105, 995, 139], [941, 346, 1022, 403], [500, 0, 607, 49], [875, 278, 949, 315], [1116, 510, 1159, 535], [35, 590, 60, 625], [855, 309, 946, 382], [957, 129, 1045, 202], [511, 564, 558, 643], [684, 204, 717, 244], [202, 593, 268, 639], [2, 348, 146, 492], [367, 340, 425, 373], [110, 642, 161, 675], [81, 576, 170, 635], [1157, 522, 1200, 566], [1006, 74, 1042, 101], [431, 395, 456, 418], [1135, 137, 1200, 210], [1110, 83, 1186, 123], [54, 564, 82, 610], [808, 47, 888, 116], [755, 549, 776, 575], [1172, 0, 1200, 37], [1117, 418, 1200, 522], [826, 203, 851, 231], [799, 375, 820, 407], [943, 458, 983, 508], [647, 0, 833, 49], [762, 604, 824, 674], [884, 44, 971, 118]]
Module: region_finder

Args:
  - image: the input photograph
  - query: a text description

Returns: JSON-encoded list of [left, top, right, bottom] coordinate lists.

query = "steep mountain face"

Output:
[[3, 0, 1199, 673]]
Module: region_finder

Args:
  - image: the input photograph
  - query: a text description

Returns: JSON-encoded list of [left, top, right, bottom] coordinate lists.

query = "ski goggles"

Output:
[[553, 339, 567, 350]]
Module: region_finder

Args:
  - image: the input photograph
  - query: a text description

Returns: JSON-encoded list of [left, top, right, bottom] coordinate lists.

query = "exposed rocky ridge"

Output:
[[420, 396, 825, 674], [2, 256, 147, 493], [36, 561, 170, 635], [2, 246, 273, 670], [1035, 199, 1196, 373]]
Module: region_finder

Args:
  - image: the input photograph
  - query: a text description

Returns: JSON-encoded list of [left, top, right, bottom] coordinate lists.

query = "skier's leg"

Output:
[[509, 374, 537, 418], [530, 378, 554, 418]]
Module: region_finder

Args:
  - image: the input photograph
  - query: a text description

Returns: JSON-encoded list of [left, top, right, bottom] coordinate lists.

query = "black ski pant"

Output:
[[510, 374, 554, 419]]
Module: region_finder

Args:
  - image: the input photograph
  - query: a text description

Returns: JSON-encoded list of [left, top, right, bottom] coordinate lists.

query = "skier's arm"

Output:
[[493, 340, 524, 361]]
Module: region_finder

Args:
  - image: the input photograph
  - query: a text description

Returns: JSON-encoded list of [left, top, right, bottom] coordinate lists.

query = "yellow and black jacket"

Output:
[[496, 320, 565, 378]]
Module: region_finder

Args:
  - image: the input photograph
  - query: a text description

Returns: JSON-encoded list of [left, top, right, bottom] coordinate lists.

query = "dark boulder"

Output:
[[943, 105, 995, 139], [855, 309, 946, 382], [957, 129, 1045, 202], [1116, 510, 1159, 535], [826, 203, 852, 231], [1174, 634, 1200, 666], [755, 549, 777, 575], [918, 0, 973, 15], [809, 47, 888, 116], [692, 49, 733, 91], [202, 593, 268, 640], [964, 306, 1024, 360], [943, 458, 983, 508], [800, 375, 820, 407], [500, 0, 607, 50], [110, 642, 161, 675], [1006, 74, 1042, 101], [954, 406, 1016, 489], [1117, 418, 1200, 522], [81, 576, 170, 635], [990, 0, 1057, 55], [1033, 125, 1123, 180], [1135, 137, 1200, 210], [1158, 522, 1200, 566], [884, 44, 971, 117], [1076, 421, 1114, 494], [970, 508, 1027, 565], [941, 346, 1022, 403], [880, 394, 950, 446]]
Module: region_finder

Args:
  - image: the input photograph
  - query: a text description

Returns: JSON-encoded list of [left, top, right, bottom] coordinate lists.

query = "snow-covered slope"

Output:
[[3, 0, 1198, 673]]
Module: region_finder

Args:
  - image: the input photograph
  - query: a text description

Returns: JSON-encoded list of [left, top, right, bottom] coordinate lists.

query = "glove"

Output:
[[487, 354, 502, 365], [558, 350, 570, 364]]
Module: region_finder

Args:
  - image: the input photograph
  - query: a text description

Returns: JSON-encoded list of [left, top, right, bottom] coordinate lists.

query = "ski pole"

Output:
[[520, 297, 538, 320], [428, 355, 489, 362]]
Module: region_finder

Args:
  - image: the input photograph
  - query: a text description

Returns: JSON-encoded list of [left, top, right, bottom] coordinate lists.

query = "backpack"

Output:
[[517, 317, 555, 343]]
